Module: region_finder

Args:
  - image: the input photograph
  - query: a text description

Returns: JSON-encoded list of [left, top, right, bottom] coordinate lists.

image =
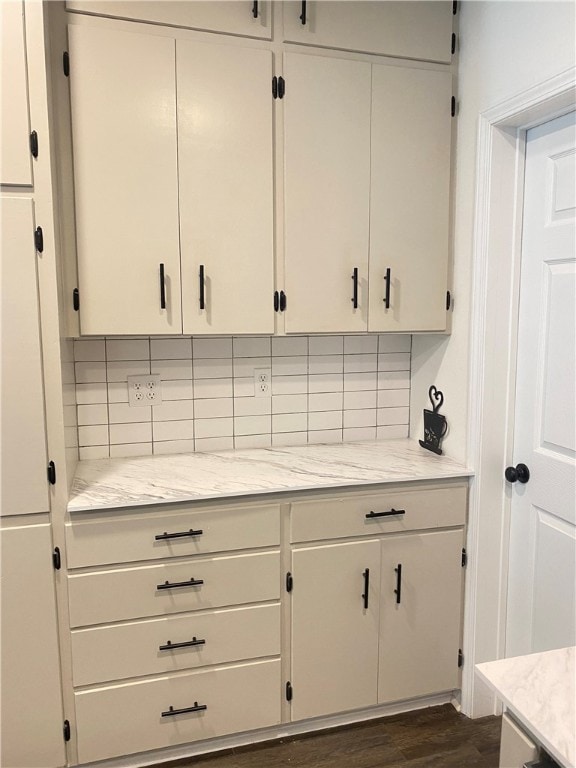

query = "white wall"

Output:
[[410, 0, 576, 463]]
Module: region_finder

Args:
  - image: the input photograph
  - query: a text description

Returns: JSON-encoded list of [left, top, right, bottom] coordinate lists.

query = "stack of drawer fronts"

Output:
[[65, 503, 282, 763]]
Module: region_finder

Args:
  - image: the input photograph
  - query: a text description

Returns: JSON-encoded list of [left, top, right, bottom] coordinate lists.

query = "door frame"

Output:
[[462, 66, 576, 718]]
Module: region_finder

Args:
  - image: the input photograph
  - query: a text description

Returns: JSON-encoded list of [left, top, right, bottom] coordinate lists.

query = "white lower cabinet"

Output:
[[65, 485, 466, 761]]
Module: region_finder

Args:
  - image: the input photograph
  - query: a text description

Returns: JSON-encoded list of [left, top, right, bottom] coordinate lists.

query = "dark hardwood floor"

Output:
[[161, 704, 502, 768]]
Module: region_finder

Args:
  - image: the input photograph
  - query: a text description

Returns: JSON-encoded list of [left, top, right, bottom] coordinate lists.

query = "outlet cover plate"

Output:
[[127, 374, 162, 407], [254, 368, 271, 398]]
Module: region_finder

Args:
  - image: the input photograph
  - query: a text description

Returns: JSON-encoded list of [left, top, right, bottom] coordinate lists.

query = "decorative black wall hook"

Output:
[[419, 386, 448, 455]]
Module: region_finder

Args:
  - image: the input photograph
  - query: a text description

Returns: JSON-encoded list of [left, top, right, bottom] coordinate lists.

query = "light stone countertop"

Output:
[[68, 438, 472, 512], [476, 646, 576, 768]]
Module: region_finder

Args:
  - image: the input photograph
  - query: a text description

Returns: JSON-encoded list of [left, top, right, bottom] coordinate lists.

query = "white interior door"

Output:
[[506, 111, 576, 656]]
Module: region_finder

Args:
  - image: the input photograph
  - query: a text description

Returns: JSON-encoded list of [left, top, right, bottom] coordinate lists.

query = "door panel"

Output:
[[507, 111, 576, 656], [291, 540, 380, 720], [369, 66, 452, 332], [178, 41, 274, 335], [284, 53, 370, 333], [1, 197, 49, 516], [69, 25, 181, 335], [378, 529, 463, 703]]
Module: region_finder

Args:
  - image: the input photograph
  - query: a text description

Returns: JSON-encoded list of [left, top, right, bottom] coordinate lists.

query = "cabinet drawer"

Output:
[[71, 604, 280, 686], [290, 485, 466, 543], [75, 658, 281, 764], [66, 503, 280, 568], [68, 551, 280, 627]]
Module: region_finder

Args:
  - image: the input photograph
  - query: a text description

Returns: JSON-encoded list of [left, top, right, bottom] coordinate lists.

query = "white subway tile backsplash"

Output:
[[272, 336, 308, 356], [308, 336, 343, 355], [272, 356, 307, 376], [152, 400, 194, 422], [272, 394, 308, 414], [109, 403, 151, 424], [195, 436, 234, 452], [151, 338, 192, 360], [153, 420, 194, 442], [194, 417, 233, 439], [308, 355, 344, 375], [76, 382, 107, 405], [233, 337, 271, 358], [74, 334, 413, 457], [193, 337, 232, 359], [106, 338, 149, 361], [109, 422, 152, 445]]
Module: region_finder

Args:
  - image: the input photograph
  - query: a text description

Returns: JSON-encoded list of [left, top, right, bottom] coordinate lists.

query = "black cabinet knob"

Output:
[[505, 463, 530, 484]]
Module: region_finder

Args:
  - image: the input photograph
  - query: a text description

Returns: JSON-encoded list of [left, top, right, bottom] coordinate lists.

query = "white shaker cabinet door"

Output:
[[1, 197, 49, 517], [0, 523, 65, 767], [69, 25, 181, 335], [368, 66, 452, 333], [284, 53, 371, 333], [0, 0, 32, 186], [178, 42, 274, 335], [282, 1, 453, 65]]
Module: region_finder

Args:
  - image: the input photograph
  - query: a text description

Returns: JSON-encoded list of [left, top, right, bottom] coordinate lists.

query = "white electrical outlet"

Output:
[[254, 368, 271, 397], [127, 374, 163, 407]]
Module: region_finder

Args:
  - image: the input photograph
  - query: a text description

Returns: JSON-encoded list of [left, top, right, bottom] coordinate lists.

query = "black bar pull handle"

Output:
[[161, 702, 207, 718], [362, 568, 370, 609], [159, 263, 166, 309], [157, 577, 204, 591], [383, 267, 391, 309], [155, 529, 203, 541], [394, 564, 402, 604], [365, 508, 406, 519], [199, 264, 205, 310], [351, 267, 359, 309], [252, 0, 258, 17], [299, 0, 307, 24], [159, 637, 206, 652]]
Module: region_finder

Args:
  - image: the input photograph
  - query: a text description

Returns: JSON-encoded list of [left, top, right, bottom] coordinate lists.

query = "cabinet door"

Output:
[[368, 66, 452, 332], [69, 25, 181, 335], [0, 523, 65, 767], [284, 53, 371, 333], [1, 198, 49, 517], [67, 1, 272, 41], [0, 0, 32, 186], [178, 42, 274, 335], [282, 1, 453, 65], [291, 540, 380, 720], [378, 529, 464, 703]]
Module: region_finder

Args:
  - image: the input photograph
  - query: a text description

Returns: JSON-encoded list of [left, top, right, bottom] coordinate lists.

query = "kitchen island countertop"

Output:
[[69, 438, 471, 512]]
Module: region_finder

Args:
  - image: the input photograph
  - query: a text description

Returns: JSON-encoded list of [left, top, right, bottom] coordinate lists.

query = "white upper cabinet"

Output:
[[1, 198, 49, 517], [178, 42, 274, 335], [69, 25, 181, 335], [283, 1, 454, 64], [66, 1, 272, 40], [283, 52, 371, 334], [368, 66, 453, 333], [1, 0, 32, 186]]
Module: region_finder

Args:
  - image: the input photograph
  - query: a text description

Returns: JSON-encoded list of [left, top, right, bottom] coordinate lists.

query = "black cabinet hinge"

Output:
[[446, 290, 452, 311], [29, 130, 38, 159], [451, 96, 457, 117], [273, 76, 285, 100], [47, 460, 56, 485], [286, 681, 293, 701], [63, 720, 71, 742], [73, 288, 80, 311], [34, 226, 44, 253], [451, 33, 456, 55], [461, 548, 467, 567], [453, 0, 458, 14], [53, 547, 62, 570], [63, 51, 70, 77], [458, 649, 464, 668], [286, 572, 293, 592]]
